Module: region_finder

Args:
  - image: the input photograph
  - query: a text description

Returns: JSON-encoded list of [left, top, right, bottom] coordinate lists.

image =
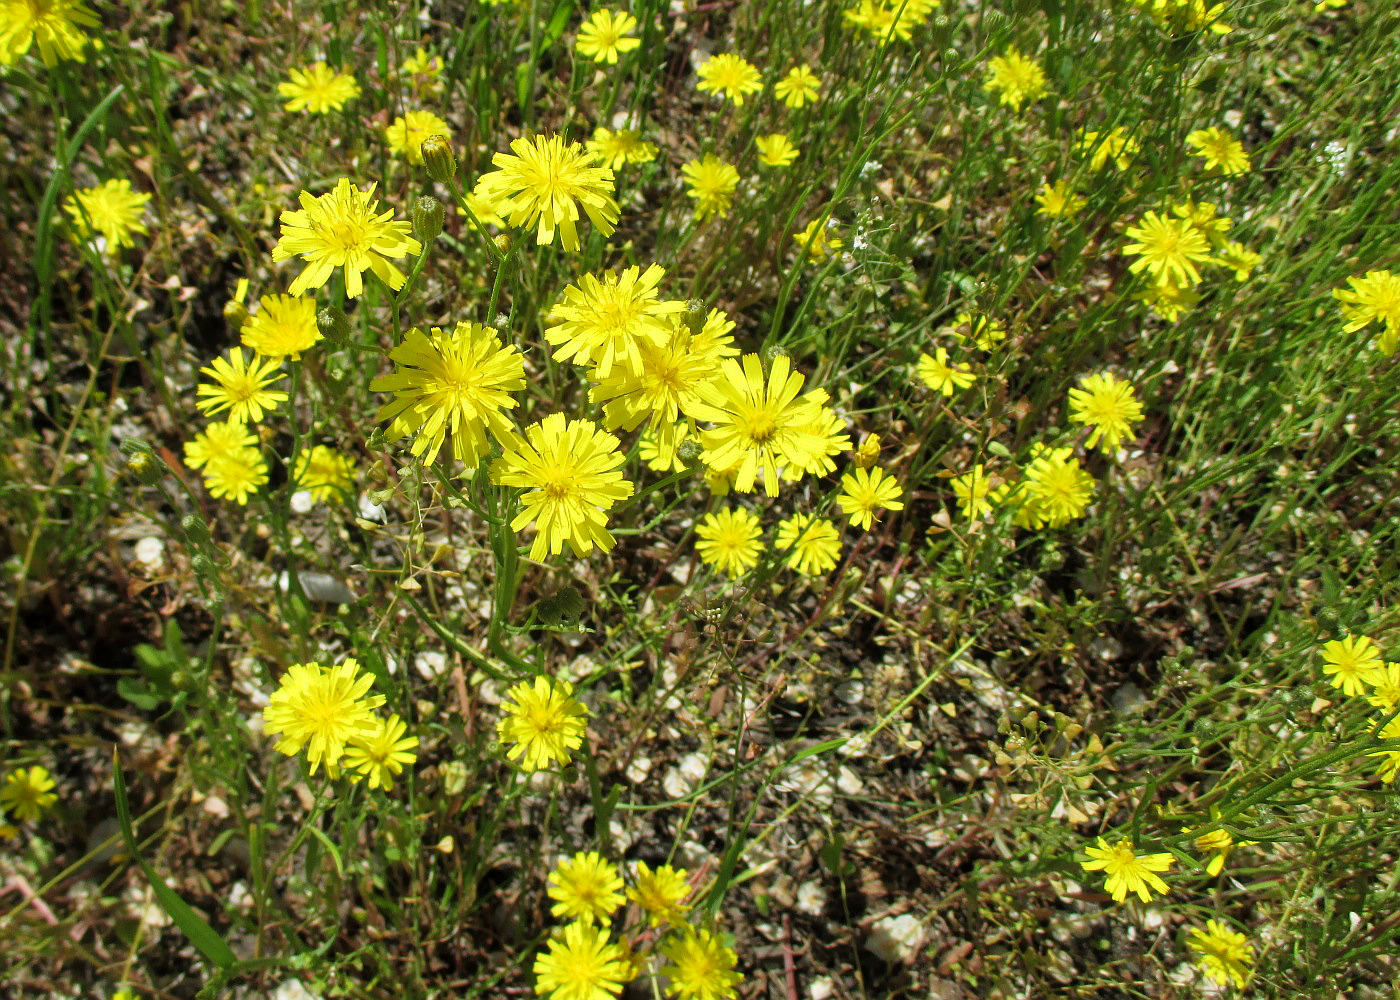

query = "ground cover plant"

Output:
[[1, 0, 1399, 996]]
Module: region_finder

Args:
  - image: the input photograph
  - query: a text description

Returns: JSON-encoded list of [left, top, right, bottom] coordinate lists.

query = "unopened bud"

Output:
[[493, 233, 512, 255], [413, 195, 444, 241], [317, 306, 352, 346], [677, 437, 704, 467], [760, 343, 788, 370], [420, 134, 456, 183], [120, 438, 155, 460], [180, 513, 211, 547], [684, 298, 707, 336], [127, 451, 162, 485], [223, 300, 249, 329]]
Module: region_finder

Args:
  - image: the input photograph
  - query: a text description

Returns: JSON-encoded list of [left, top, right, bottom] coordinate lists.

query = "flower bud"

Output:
[[420, 134, 456, 183], [317, 306, 352, 346], [677, 436, 704, 467], [180, 513, 211, 547], [413, 195, 444, 241], [684, 298, 707, 336], [223, 300, 249, 329], [493, 233, 512, 255], [127, 451, 162, 486]]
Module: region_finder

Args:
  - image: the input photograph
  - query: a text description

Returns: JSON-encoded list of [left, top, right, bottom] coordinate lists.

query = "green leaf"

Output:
[[112, 751, 237, 970], [116, 677, 162, 711], [542, 0, 575, 46]]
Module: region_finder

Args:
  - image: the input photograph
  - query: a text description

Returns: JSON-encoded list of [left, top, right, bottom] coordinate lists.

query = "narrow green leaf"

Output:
[[112, 751, 237, 970]]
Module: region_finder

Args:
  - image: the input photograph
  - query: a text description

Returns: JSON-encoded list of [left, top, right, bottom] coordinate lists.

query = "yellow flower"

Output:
[[1139, 278, 1199, 322], [917, 347, 976, 396], [682, 155, 741, 222], [240, 294, 321, 359], [1034, 180, 1086, 219], [1365, 662, 1400, 712], [0, 0, 96, 66], [272, 179, 422, 298], [184, 422, 257, 471], [951, 464, 994, 519], [1370, 715, 1400, 783], [575, 7, 640, 64], [400, 47, 444, 93], [1186, 126, 1250, 175], [658, 927, 742, 1000], [1022, 447, 1094, 527], [293, 445, 355, 503], [853, 433, 881, 468], [1334, 271, 1400, 352], [1067, 372, 1144, 452], [1171, 198, 1231, 248], [475, 133, 619, 251], [1079, 836, 1174, 904], [776, 514, 842, 576], [1123, 210, 1212, 288], [195, 348, 287, 424], [533, 921, 629, 1000], [695, 52, 762, 105], [794, 217, 843, 259], [545, 264, 685, 379], [498, 675, 588, 772], [277, 62, 360, 113], [385, 110, 451, 165], [262, 660, 385, 774], [842, 0, 937, 41], [696, 507, 764, 578], [1319, 634, 1384, 697], [629, 861, 692, 927], [774, 64, 820, 108], [202, 448, 268, 505], [1215, 240, 1261, 282], [1186, 920, 1254, 989], [548, 851, 625, 924], [837, 466, 904, 530], [755, 133, 799, 168], [0, 765, 57, 822], [63, 179, 150, 254], [492, 414, 634, 560], [983, 46, 1047, 110], [947, 311, 1006, 350], [343, 714, 418, 790], [689, 354, 837, 497], [1076, 127, 1139, 171], [371, 322, 526, 468], [586, 126, 658, 170]]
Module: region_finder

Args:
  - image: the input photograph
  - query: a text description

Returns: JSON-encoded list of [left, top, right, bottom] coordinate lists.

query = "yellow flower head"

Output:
[[262, 660, 385, 774], [575, 8, 640, 64], [948, 311, 1006, 350], [1122, 210, 1212, 288], [658, 927, 743, 1000], [843, 0, 938, 41], [1186, 920, 1254, 989], [1319, 634, 1384, 697], [0, 0, 96, 66], [775, 64, 820, 108], [1076, 127, 1139, 171], [696, 507, 764, 578], [951, 464, 994, 520], [1186, 126, 1250, 175], [63, 179, 151, 254], [385, 110, 452, 165], [0, 765, 57, 822], [371, 322, 526, 468], [853, 433, 881, 468], [682, 155, 741, 222], [1034, 180, 1086, 219], [202, 447, 268, 505], [240, 294, 321, 359], [293, 445, 356, 503], [838, 465, 904, 530], [475, 133, 619, 251], [548, 851, 625, 924], [184, 422, 258, 471], [1215, 240, 1261, 283], [628, 861, 692, 928], [1139, 278, 1199, 322], [794, 217, 843, 259], [917, 346, 976, 396], [342, 714, 418, 790], [277, 62, 360, 114], [1334, 271, 1400, 350], [1022, 446, 1094, 527], [533, 920, 629, 1000], [756, 133, 799, 168], [689, 354, 837, 497], [1080, 836, 1174, 904], [695, 52, 762, 105], [1067, 372, 1144, 452], [195, 348, 287, 424], [497, 675, 588, 771], [492, 414, 634, 560], [545, 264, 685, 379], [272, 179, 422, 299], [400, 47, 444, 93], [983, 46, 1047, 110], [1365, 662, 1400, 712], [586, 126, 658, 170], [776, 514, 842, 576]]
